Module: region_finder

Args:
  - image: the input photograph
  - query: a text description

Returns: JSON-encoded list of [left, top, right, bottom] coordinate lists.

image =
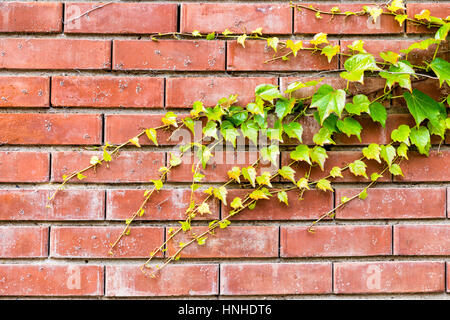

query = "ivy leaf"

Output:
[[151, 179, 163, 191], [380, 61, 415, 91], [197, 145, 213, 169], [260, 145, 279, 166], [197, 237, 207, 245], [230, 197, 244, 210], [129, 137, 141, 148], [255, 84, 283, 104], [429, 58, 450, 87], [336, 117, 363, 142], [397, 143, 409, 160], [161, 111, 178, 127], [387, 0, 406, 13], [379, 51, 401, 66], [145, 128, 158, 146], [283, 122, 303, 142], [179, 221, 191, 232], [285, 79, 321, 95], [296, 177, 310, 190], [363, 6, 383, 23], [290, 145, 311, 164], [347, 40, 366, 53], [311, 84, 346, 124], [349, 160, 368, 179], [435, 23, 450, 41], [414, 9, 431, 21], [410, 126, 431, 155], [190, 101, 205, 117], [359, 189, 368, 200], [340, 53, 381, 83], [391, 125, 411, 145], [316, 178, 333, 192], [362, 143, 381, 163], [310, 32, 328, 46], [368, 102, 387, 128], [227, 166, 241, 183], [321, 44, 340, 63], [237, 34, 247, 47], [266, 119, 284, 143], [204, 105, 225, 123], [403, 89, 445, 128], [345, 94, 370, 115], [330, 166, 343, 178], [286, 40, 303, 57], [313, 127, 335, 146], [395, 14, 408, 26], [275, 97, 296, 120], [203, 121, 218, 140], [77, 172, 87, 180], [242, 166, 257, 188], [102, 147, 112, 162], [90, 156, 101, 166], [241, 120, 259, 146], [246, 101, 264, 115], [277, 191, 289, 206], [371, 173, 383, 181], [213, 186, 228, 206], [380, 145, 396, 167], [400, 38, 439, 56], [427, 118, 447, 140], [206, 32, 215, 40], [278, 166, 296, 184], [389, 163, 404, 177], [220, 120, 240, 148], [310, 146, 328, 171], [249, 189, 271, 200], [267, 37, 279, 52], [219, 219, 231, 229], [182, 117, 195, 136], [256, 171, 273, 187], [169, 152, 182, 167]]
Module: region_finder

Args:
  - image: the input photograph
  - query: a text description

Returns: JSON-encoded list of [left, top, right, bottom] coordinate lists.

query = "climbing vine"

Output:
[[46, 1, 450, 278]]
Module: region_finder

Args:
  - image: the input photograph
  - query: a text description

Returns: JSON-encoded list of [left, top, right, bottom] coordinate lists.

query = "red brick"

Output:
[[167, 151, 278, 183], [407, 3, 450, 34], [281, 225, 392, 257], [0, 152, 49, 182], [0, 2, 62, 33], [0, 76, 49, 107], [0, 39, 111, 70], [166, 77, 277, 108], [341, 39, 448, 67], [0, 113, 101, 145], [227, 40, 338, 71], [395, 151, 450, 182], [0, 226, 48, 258], [106, 189, 219, 221], [223, 189, 333, 220], [51, 76, 163, 108], [295, 3, 402, 34], [0, 190, 104, 221], [447, 263, 450, 293], [50, 226, 164, 258], [166, 226, 278, 258], [0, 265, 103, 296], [394, 225, 450, 256], [51, 151, 164, 183], [281, 150, 391, 183], [105, 114, 183, 146], [113, 40, 225, 71], [334, 262, 445, 294], [181, 3, 292, 34], [336, 188, 446, 220], [65, 3, 177, 34], [106, 264, 218, 297], [220, 263, 332, 295]]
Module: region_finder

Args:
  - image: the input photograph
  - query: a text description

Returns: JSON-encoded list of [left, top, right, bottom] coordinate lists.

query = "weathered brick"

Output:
[[51, 151, 164, 183], [0, 265, 103, 296], [0, 76, 49, 107], [0, 2, 62, 33], [406, 3, 450, 33], [166, 226, 279, 258], [394, 151, 450, 182], [106, 189, 220, 221], [113, 40, 225, 71], [221, 263, 332, 295], [334, 262, 445, 294], [64, 3, 177, 34], [181, 3, 292, 34], [51, 76, 164, 108], [394, 225, 450, 256], [0, 39, 111, 70], [223, 189, 333, 220], [336, 188, 446, 219], [0, 226, 48, 258], [281, 225, 392, 257], [295, 3, 402, 34], [0, 152, 49, 182], [0, 190, 104, 221], [227, 40, 338, 71], [0, 113, 102, 145], [106, 264, 218, 297], [166, 77, 277, 108], [50, 226, 164, 258]]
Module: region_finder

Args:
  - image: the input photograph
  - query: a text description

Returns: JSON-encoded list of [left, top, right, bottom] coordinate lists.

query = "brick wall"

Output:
[[0, 1, 449, 299]]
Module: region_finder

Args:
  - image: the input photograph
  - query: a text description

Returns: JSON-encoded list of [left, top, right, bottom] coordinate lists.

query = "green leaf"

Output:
[[285, 40, 303, 57], [330, 166, 343, 178], [435, 23, 450, 41], [151, 179, 163, 190], [220, 120, 240, 148], [290, 145, 311, 164], [275, 98, 296, 120], [227, 166, 241, 183], [197, 237, 207, 245], [400, 38, 439, 56], [359, 189, 368, 200], [427, 118, 447, 140], [369, 102, 387, 128], [296, 177, 310, 190], [347, 40, 366, 53], [362, 143, 381, 163], [129, 137, 141, 148], [169, 152, 182, 167], [249, 189, 271, 200], [283, 122, 303, 142], [255, 84, 283, 104], [206, 32, 215, 40], [316, 178, 333, 192], [203, 121, 218, 140], [340, 53, 381, 83], [313, 127, 335, 146], [102, 147, 112, 162], [336, 117, 363, 142], [161, 111, 178, 127], [389, 163, 404, 176], [397, 143, 409, 160], [266, 119, 284, 143], [429, 58, 450, 87], [278, 166, 296, 183], [311, 84, 346, 124], [219, 219, 231, 229], [391, 124, 411, 145], [145, 128, 158, 146], [260, 145, 279, 166], [310, 146, 328, 171], [410, 126, 431, 155], [379, 51, 401, 66], [345, 94, 370, 115], [242, 166, 257, 188], [349, 160, 368, 179], [403, 89, 445, 128], [371, 173, 383, 181], [190, 101, 205, 117], [321, 44, 340, 63], [77, 172, 86, 180], [380, 145, 396, 167], [284, 79, 320, 94], [241, 120, 259, 146], [246, 101, 264, 115], [277, 191, 289, 206], [256, 171, 273, 187], [267, 37, 279, 52], [179, 220, 191, 232], [205, 105, 225, 123], [380, 61, 415, 91], [213, 186, 228, 206]]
